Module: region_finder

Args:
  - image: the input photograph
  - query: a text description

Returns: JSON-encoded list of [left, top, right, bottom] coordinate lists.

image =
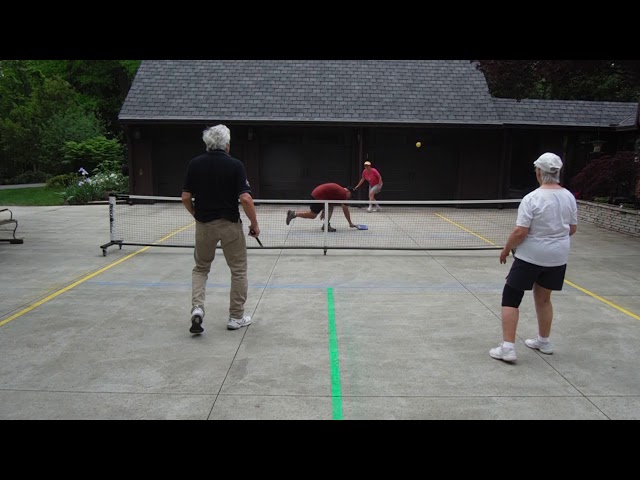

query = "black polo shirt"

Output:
[[183, 149, 252, 223]]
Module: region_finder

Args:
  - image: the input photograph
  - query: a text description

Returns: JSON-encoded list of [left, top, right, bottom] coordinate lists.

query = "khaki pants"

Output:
[[192, 218, 247, 319]]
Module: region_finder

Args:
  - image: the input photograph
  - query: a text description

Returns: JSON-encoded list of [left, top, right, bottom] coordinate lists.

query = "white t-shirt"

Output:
[[514, 187, 578, 267]]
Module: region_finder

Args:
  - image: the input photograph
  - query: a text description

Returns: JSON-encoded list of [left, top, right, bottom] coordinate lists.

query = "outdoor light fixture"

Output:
[[592, 139, 605, 153]]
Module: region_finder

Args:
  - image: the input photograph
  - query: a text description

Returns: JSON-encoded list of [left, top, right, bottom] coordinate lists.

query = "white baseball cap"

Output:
[[533, 152, 563, 173], [364, 161, 371, 166]]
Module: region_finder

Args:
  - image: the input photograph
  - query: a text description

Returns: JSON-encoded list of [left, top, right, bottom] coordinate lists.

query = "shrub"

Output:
[[46, 173, 80, 189], [93, 157, 123, 176], [570, 151, 639, 201], [61, 172, 128, 205], [39, 107, 106, 176], [8, 171, 51, 184], [61, 136, 124, 174]]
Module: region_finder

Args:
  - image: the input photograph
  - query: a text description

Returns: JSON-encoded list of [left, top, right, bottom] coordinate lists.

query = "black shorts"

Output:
[[310, 202, 324, 214], [506, 257, 567, 291]]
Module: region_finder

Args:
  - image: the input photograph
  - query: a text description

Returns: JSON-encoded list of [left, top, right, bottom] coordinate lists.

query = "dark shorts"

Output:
[[506, 257, 567, 291], [310, 202, 324, 214]]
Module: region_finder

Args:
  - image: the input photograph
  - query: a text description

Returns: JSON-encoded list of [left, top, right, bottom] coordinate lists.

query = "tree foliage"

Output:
[[475, 60, 640, 102], [569, 151, 639, 200], [40, 107, 106, 175], [27, 60, 140, 132], [0, 72, 79, 175], [0, 60, 139, 182], [62, 136, 124, 174]]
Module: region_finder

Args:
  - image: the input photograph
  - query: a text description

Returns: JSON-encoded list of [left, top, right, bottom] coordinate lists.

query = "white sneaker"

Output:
[[525, 337, 554, 354], [190, 306, 204, 334], [373, 206, 381, 212], [227, 316, 252, 330], [489, 343, 517, 362], [367, 207, 372, 212]]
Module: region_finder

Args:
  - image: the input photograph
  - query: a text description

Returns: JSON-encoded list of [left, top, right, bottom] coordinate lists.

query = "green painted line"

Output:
[[327, 287, 343, 420]]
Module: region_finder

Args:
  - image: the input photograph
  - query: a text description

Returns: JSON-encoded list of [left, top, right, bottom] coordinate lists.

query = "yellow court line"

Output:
[[434, 213, 497, 246], [433, 213, 640, 321], [0, 246, 150, 327], [564, 279, 640, 321], [0, 222, 195, 328]]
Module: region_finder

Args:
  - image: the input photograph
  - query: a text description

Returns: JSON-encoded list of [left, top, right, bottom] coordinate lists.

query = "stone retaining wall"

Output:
[[577, 200, 640, 238]]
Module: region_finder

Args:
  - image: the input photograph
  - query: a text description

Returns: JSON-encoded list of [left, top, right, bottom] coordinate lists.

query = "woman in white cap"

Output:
[[354, 161, 383, 212], [490, 152, 578, 363]]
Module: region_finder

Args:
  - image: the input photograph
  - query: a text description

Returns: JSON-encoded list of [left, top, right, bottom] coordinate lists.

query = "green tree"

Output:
[[475, 60, 640, 101], [0, 63, 91, 177], [30, 60, 141, 135], [0, 61, 37, 178], [62, 136, 124, 174], [40, 106, 106, 175], [0, 60, 140, 182]]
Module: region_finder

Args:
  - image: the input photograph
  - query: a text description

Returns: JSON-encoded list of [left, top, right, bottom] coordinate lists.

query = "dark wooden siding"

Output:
[[508, 130, 565, 197], [258, 127, 354, 199], [130, 122, 634, 202], [147, 125, 252, 197], [129, 125, 155, 196], [363, 128, 459, 200], [149, 126, 203, 196], [457, 130, 503, 199]]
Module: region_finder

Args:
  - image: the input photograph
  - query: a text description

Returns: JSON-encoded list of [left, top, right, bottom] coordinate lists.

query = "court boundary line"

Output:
[[432, 215, 640, 321], [327, 287, 343, 420], [0, 247, 150, 328], [564, 279, 640, 321], [0, 224, 193, 329]]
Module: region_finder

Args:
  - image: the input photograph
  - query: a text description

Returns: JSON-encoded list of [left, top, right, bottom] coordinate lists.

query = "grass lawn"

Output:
[[0, 187, 65, 206]]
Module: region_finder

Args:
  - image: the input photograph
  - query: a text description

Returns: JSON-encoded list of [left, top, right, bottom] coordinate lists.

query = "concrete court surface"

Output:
[[0, 204, 639, 420]]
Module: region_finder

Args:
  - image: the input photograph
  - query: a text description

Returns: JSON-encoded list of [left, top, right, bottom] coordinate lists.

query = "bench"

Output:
[[0, 208, 24, 244]]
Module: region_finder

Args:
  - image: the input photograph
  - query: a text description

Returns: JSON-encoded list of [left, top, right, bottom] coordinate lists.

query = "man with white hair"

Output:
[[182, 124, 260, 335], [490, 152, 578, 363]]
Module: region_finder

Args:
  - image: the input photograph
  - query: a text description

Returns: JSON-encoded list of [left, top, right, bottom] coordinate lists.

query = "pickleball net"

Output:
[[100, 194, 520, 256]]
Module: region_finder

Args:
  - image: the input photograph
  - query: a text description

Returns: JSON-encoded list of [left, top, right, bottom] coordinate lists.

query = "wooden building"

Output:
[[119, 60, 638, 199]]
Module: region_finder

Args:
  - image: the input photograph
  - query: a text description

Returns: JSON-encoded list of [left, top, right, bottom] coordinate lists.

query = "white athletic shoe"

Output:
[[190, 306, 204, 334], [525, 337, 554, 354], [227, 316, 252, 330], [489, 343, 517, 362]]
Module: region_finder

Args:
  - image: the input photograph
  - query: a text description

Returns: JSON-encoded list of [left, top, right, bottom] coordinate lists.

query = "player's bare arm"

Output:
[[240, 192, 259, 237], [181, 191, 195, 216], [500, 226, 529, 263], [342, 204, 356, 228]]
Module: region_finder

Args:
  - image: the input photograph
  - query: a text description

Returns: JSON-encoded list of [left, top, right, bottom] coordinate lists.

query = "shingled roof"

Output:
[[119, 60, 501, 125], [618, 109, 638, 128], [492, 98, 637, 129], [120, 60, 638, 130]]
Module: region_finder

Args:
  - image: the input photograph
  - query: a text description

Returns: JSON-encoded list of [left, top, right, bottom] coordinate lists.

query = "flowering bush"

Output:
[[61, 171, 128, 205]]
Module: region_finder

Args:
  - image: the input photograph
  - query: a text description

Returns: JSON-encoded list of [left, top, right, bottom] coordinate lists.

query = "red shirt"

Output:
[[362, 168, 381, 186], [311, 183, 348, 200]]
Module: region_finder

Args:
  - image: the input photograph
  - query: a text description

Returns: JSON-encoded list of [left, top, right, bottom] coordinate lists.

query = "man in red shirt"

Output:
[[354, 160, 383, 212], [286, 183, 357, 232]]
